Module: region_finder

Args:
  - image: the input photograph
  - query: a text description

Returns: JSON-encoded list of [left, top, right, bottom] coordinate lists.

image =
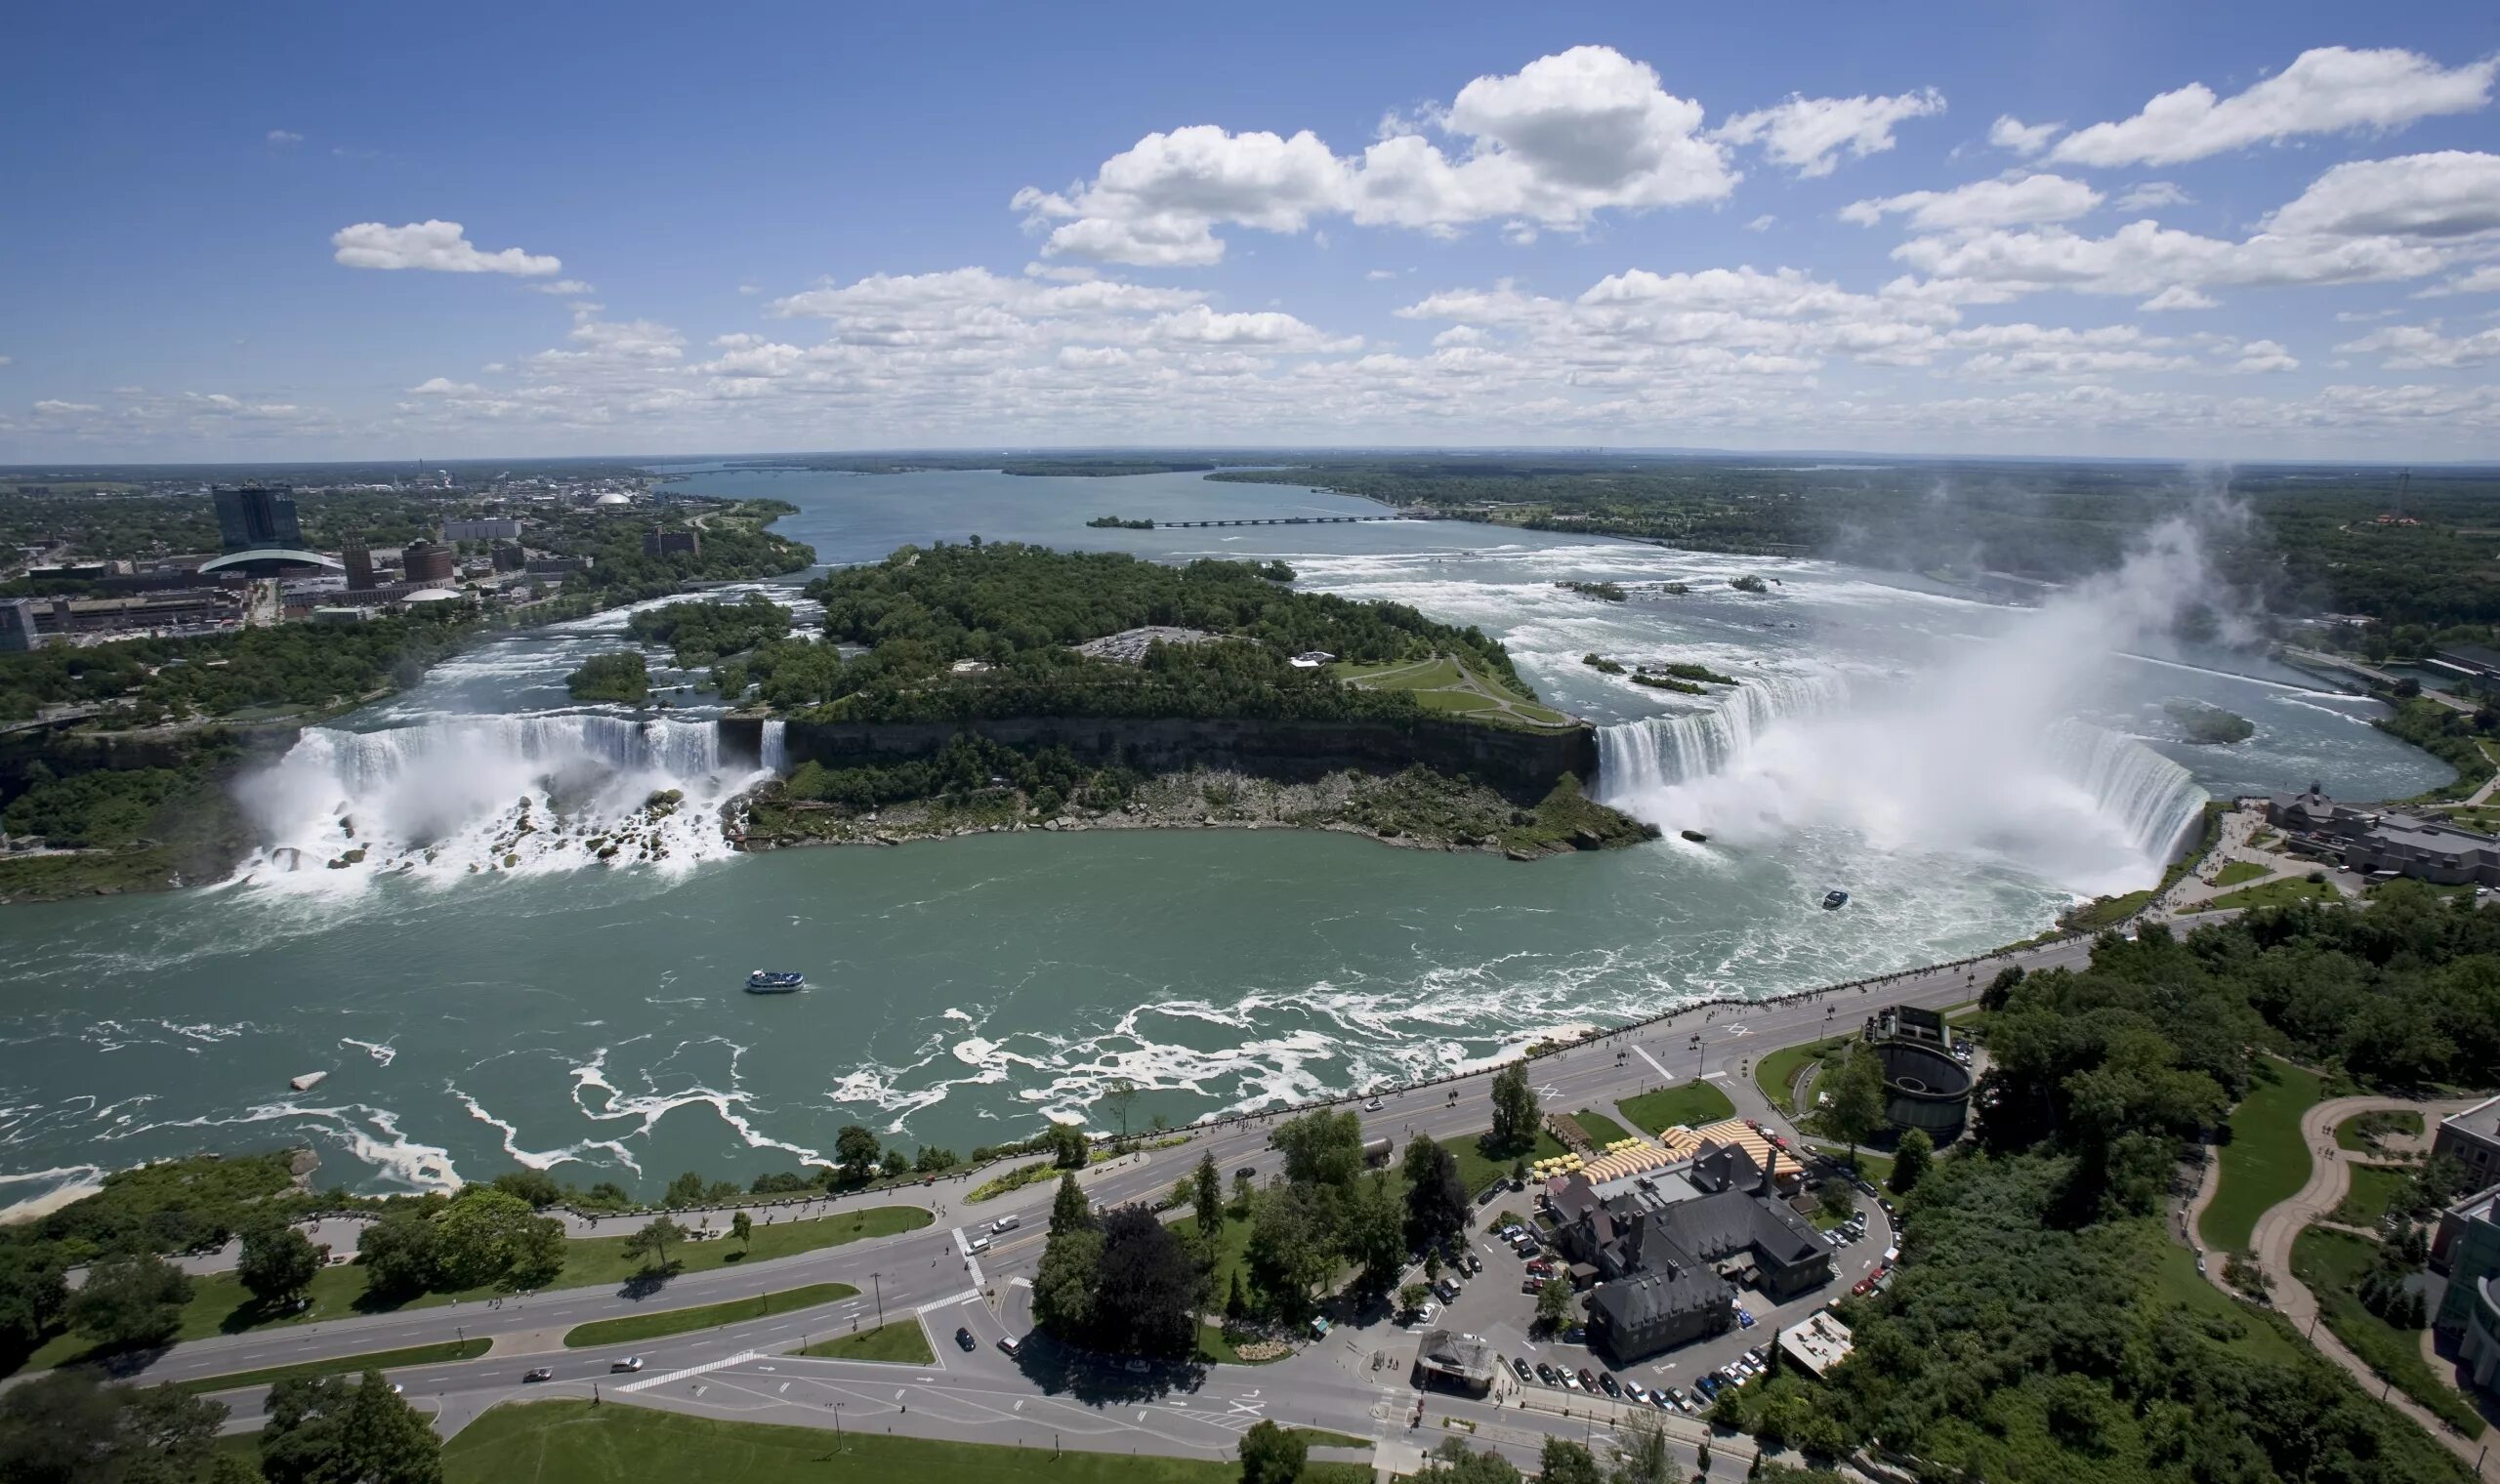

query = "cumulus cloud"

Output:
[[2049, 47, 2498, 168], [2265, 151, 2500, 238], [1892, 219, 2447, 297], [1150, 305, 1361, 351], [531, 279, 597, 296], [1014, 46, 1737, 264], [266, 129, 303, 145], [2337, 320, 2500, 369], [32, 399, 100, 416], [1744, 215, 1775, 232], [2416, 264, 2500, 298], [2139, 285, 2219, 311], [331, 220, 562, 275], [1841, 174, 2102, 232], [1715, 88, 1946, 177], [1987, 115, 2060, 156]]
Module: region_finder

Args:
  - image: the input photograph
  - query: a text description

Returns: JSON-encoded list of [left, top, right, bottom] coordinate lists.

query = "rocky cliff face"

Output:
[[721, 714, 1599, 798]]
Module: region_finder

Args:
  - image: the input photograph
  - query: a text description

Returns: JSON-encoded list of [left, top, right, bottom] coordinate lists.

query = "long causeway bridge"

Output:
[[1153, 514, 1426, 528]]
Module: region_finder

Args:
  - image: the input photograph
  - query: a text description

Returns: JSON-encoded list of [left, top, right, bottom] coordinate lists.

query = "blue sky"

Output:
[[3, 1, 2496, 462]]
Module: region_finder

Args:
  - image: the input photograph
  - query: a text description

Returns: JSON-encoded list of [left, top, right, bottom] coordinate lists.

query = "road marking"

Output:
[[616, 1350, 762, 1393], [1699, 1071, 1727, 1081], [1633, 1047, 1672, 1081], [917, 1287, 980, 1314]]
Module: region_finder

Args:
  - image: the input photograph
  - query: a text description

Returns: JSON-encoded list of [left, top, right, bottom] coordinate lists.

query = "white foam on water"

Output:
[[341, 1038, 397, 1067]]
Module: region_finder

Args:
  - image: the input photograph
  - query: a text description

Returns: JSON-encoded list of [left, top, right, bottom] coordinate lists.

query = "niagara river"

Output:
[[0, 467, 2452, 1214]]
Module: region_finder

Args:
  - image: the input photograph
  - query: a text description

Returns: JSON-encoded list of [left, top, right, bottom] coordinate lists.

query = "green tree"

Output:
[[1416, 1437, 1523, 1484], [354, 1212, 439, 1300], [1889, 1128, 1934, 1194], [1534, 1276, 1573, 1332], [1541, 1438, 1603, 1484], [729, 1210, 753, 1254], [261, 1371, 442, 1484], [65, 1253, 190, 1350], [1401, 1134, 1468, 1253], [509, 1215, 567, 1289], [622, 1216, 687, 1275], [1090, 1206, 1206, 1357], [1607, 1417, 1673, 1484], [0, 1245, 66, 1358], [1246, 1181, 1341, 1317], [1047, 1123, 1092, 1170], [834, 1125, 882, 1182], [914, 1146, 959, 1173], [237, 1217, 322, 1309], [1100, 1078, 1141, 1138], [432, 1186, 549, 1291], [1488, 1061, 1539, 1155], [0, 1371, 229, 1484], [1193, 1153, 1226, 1240], [1032, 1227, 1102, 1340], [1272, 1110, 1365, 1188], [1814, 1045, 1888, 1171], [1239, 1419, 1309, 1484], [1051, 1172, 1095, 1235], [1341, 1172, 1407, 1299], [1398, 1281, 1432, 1315], [880, 1148, 911, 1178]]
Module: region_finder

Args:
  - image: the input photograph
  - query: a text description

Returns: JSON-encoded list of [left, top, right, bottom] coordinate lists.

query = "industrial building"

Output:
[[643, 527, 700, 557]]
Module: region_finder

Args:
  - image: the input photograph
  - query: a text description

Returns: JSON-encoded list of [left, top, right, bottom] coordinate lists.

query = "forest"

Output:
[[1719, 886, 2495, 1483], [728, 541, 1529, 724], [624, 593, 794, 667]]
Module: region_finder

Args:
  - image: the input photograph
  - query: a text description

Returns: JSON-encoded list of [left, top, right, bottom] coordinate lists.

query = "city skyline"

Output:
[[4, 1, 2498, 463]]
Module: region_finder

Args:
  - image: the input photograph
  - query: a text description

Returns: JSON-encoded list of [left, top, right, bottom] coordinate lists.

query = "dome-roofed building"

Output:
[[400, 588, 465, 604]]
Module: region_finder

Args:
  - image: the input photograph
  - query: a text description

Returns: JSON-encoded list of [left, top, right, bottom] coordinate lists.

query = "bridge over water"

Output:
[[1152, 514, 1427, 529]]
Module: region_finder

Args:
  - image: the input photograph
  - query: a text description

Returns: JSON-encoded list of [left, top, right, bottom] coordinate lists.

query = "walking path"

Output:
[[2198, 1093, 2494, 1479]]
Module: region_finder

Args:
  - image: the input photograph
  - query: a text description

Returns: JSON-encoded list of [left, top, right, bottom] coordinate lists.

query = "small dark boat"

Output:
[[1821, 890, 1849, 911], [746, 970, 806, 993], [1680, 829, 1710, 844]]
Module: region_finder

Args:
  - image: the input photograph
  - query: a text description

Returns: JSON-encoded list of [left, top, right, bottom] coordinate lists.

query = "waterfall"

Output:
[[1595, 676, 1850, 799], [2040, 719, 2207, 864], [760, 718, 788, 774], [1594, 674, 2209, 894], [233, 715, 771, 887]]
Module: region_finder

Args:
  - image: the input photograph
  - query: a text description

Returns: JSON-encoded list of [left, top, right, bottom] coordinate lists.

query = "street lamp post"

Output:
[[871, 1271, 884, 1327]]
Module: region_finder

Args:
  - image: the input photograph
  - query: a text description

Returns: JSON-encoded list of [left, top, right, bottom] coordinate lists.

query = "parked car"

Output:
[[1521, 1278, 1545, 1295], [1562, 1325, 1586, 1344], [522, 1367, 554, 1383], [1734, 1306, 1755, 1329], [1461, 1253, 1481, 1276], [998, 1335, 1021, 1357], [1123, 1357, 1150, 1374], [1693, 1375, 1722, 1400], [1512, 1358, 1533, 1382], [1853, 1275, 1877, 1297], [1535, 1362, 1560, 1386], [956, 1326, 978, 1351], [1577, 1368, 1599, 1390], [1664, 1385, 1690, 1411], [610, 1357, 645, 1373], [1597, 1372, 1620, 1397], [1433, 1279, 1460, 1303]]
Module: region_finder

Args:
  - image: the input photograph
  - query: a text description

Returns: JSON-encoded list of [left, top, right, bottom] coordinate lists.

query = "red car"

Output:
[[1851, 1276, 1876, 1297]]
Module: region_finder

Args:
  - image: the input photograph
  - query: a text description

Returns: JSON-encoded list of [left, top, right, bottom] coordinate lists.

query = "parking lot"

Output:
[[1398, 1165, 1897, 1414]]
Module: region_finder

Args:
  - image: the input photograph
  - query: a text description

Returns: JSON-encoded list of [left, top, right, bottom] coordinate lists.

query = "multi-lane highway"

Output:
[[100, 928, 2105, 1470]]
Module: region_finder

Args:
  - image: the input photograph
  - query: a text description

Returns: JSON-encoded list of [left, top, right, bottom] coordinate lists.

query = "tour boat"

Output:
[[745, 969, 806, 993], [1820, 890, 1850, 910]]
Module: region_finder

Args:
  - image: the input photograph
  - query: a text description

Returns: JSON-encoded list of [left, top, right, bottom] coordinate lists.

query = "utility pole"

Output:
[[871, 1271, 884, 1327]]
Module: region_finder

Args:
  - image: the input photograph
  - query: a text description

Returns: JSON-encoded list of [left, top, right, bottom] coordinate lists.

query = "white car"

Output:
[[609, 1356, 645, 1373], [1363, 1097, 1385, 1112]]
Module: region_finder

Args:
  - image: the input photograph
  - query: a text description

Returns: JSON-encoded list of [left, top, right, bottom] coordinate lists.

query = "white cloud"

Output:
[[1841, 174, 2102, 232], [1365, 268, 1403, 281], [2337, 320, 2500, 369], [266, 129, 303, 145], [332, 220, 562, 275], [2229, 339, 2300, 373], [1715, 88, 1946, 177], [1744, 215, 1775, 232], [2050, 47, 2498, 168], [2139, 285, 2219, 311], [1150, 305, 1361, 351], [409, 377, 485, 395], [0, 355, 12, 367], [2416, 264, 2500, 298], [531, 279, 596, 296], [31, 400, 100, 416], [2113, 182, 2191, 212], [1014, 46, 1737, 265], [1987, 115, 2060, 156], [2265, 152, 2500, 238], [1892, 219, 2447, 297]]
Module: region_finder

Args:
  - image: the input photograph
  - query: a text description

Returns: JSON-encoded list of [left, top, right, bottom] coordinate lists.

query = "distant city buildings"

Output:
[[401, 540, 456, 584], [2431, 1178, 2500, 1397], [2436, 1094, 2500, 1194], [213, 484, 301, 552], [443, 517, 521, 543], [0, 598, 36, 653], [2267, 786, 2500, 888]]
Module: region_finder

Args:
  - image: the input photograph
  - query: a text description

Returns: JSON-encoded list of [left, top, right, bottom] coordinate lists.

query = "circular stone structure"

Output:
[[1874, 1040, 1973, 1140]]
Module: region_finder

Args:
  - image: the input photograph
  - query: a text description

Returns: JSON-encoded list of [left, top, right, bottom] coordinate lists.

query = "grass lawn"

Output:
[[798, 1318, 933, 1364], [2213, 860, 2271, 886], [1288, 1428, 1370, 1450], [1447, 1129, 1566, 1197], [2335, 1109, 2424, 1153], [178, 1338, 489, 1396], [440, 1401, 1378, 1484], [2292, 1226, 2487, 1438], [2061, 889, 2154, 932], [1755, 1037, 1851, 1116], [2203, 878, 2340, 912], [1569, 1108, 1633, 1146], [2143, 1239, 2306, 1370], [1196, 1321, 1289, 1367], [1833, 1148, 1894, 1187], [562, 1284, 856, 1349], [2330, 1164, 2413, 1229], [1615, 1084, 1736, 1137], [2199, 1057, 2326, 1255]]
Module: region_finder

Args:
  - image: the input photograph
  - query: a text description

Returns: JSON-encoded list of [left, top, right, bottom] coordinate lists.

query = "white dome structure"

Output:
[[401, 588, 464, 604], [592, 491, 632, 507]]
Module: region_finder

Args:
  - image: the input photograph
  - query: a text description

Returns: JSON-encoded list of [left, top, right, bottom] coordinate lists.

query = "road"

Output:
[[86, 927, 2110, 1471]]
